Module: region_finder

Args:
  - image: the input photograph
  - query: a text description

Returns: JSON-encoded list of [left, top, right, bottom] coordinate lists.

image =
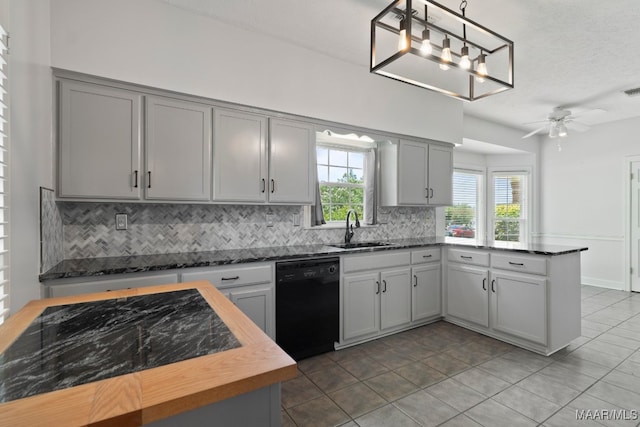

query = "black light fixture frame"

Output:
[[370, 0, 514, 101]]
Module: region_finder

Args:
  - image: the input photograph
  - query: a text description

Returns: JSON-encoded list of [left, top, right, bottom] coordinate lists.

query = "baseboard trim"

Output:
[[582, 276, 625, 291]]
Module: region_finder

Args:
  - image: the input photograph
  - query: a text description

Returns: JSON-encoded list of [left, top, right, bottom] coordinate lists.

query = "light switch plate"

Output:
[[115, 213, 128, 230], [266, 212, 274, 227], [292, 213, 300, 226]]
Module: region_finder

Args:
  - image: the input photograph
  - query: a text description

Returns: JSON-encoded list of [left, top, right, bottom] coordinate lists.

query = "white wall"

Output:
[[49, 0, 462, 144], [9, 0, 54, 313], [539, 116, 640, 290]]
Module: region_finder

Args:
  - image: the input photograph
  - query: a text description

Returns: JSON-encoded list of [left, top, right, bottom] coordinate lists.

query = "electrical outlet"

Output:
[[292, 213, 300, 227], [266, 212, 274, 227], [115, 213, 128, 230]]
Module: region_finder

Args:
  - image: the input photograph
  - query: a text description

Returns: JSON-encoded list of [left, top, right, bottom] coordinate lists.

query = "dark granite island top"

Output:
[[39, 238, 587, 282], [0, 282, 296, 426]]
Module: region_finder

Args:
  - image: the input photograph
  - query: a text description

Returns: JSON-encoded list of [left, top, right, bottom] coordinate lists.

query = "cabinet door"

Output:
[[446, 264, 489, 327], [59, 80, 141, 199], [145, 96, 212, 200], [428, 145, 453, 205], [398, 140, 428, 205], [412, 264, 441, 322], [380, 268, 411, 331], [343, 273, 380, 340], [213, 109, 268, 202], [491, 272, 547, 345], [229, 285, 274, 339], [268, 119, 315, 204]]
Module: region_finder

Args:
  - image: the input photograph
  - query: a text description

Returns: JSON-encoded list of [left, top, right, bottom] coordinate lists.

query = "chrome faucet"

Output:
[[345, 209, 361, 244]]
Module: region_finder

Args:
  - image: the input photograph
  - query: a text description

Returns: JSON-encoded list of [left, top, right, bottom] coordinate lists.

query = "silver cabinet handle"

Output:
[[430, 188, 434, 198], [133, 170, 138, 188], [482, 278, 487, 291], [491, 279, 496, 293], [461, 255, 472, 260], [261, 178, 266, 193], [376, 281, 380, 295], [413, 275, 418, 287], [423, 254, 432, 258], [147, 171, 152, 189], [425, 188, 429, 198], [270, 179, 275, 193], [508, 262, 524, 266], [382, 280, 387, 293], [221, 276, 240, 281]]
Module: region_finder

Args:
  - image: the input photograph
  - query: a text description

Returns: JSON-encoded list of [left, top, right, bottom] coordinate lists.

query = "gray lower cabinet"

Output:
[[181, 263, 275, 339], [339, 249, 442, 348], [445, 248, 580, 355]]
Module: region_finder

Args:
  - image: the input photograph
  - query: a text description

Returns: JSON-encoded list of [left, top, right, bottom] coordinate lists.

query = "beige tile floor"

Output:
[[281, 286, 640, 427]]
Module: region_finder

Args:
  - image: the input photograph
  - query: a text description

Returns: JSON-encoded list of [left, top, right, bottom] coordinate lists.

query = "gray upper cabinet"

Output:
[[268, 119, 315, 204], [212, 113, 314, 204], [379, 139, 453, 206], [145, 96, 212, 201], [58, 80, 142, 199], [212, 109, 267, 203]]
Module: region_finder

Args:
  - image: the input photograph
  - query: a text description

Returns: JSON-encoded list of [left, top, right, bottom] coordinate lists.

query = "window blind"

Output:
[[0, 26, 8, 323], [445, 170, 482, 239]]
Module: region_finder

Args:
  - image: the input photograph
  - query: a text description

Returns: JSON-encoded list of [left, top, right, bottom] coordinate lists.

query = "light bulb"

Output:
[[558, 123, 568, 137], [440, 38, 451, 70], [476, 53, 487, 83], [459, 45, 470, 70], [397, 19, 408, 51], [420, 28, 432, 55], [549, 124, 559, 138]]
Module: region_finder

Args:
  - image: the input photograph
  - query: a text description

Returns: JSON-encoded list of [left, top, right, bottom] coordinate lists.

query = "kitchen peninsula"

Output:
[[0, 281, 296, 427]]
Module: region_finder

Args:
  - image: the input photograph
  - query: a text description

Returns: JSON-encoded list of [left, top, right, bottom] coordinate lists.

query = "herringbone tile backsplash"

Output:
[[43, 202, 436, 261]]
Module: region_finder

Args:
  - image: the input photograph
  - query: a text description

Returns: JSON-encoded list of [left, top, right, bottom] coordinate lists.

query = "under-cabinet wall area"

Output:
[[40, 201, 437, 270]]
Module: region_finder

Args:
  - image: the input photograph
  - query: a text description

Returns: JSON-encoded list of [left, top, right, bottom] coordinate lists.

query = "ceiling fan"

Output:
[[521, 107, 605, 139]]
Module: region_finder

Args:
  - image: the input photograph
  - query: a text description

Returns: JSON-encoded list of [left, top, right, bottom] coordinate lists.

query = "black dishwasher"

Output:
[[275, 257, 339, 361]]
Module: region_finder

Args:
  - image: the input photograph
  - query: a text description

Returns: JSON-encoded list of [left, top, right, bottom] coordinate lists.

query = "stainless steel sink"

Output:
[[329, 241, 395, 249]]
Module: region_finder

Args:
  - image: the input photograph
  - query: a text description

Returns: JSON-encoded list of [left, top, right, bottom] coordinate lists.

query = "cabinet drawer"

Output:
[[343, 251, 411, 273], [411, 248, 441, 264], [47, 273, 179, 298], [448, 248, 490, 267], [181, 263, 272, 289], [491, 253, 547, 276]]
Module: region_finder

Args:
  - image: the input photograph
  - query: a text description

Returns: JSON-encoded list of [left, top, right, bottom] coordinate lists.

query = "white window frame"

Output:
[[488, 167, 532, 244], [316, 143, 367, 224]]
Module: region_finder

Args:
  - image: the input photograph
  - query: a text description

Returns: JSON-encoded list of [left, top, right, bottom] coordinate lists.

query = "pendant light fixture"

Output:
[[370, 0, 514, 101]]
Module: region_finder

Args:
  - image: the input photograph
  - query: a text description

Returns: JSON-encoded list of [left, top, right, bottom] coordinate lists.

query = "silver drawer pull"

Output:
[[221, 276, 240, 281], [508, 262, 524, 266], [461, 255, 472, 260], [423, 254, 433, 258]]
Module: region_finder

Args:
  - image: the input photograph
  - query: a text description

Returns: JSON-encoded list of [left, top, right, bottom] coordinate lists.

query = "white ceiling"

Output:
[[159, 0, 640, 138]]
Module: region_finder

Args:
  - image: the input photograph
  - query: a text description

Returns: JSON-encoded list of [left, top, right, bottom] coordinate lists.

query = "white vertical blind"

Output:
[[0, 25, 8, 324], [491, 172, 528, 243], [445, 170, 483, 240]]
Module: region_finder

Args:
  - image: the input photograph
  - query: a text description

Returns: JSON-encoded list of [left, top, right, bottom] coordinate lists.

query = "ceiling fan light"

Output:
[[549, 124, 559, 138], [440, 37, 452, 70], [558, 123, 568, 137]]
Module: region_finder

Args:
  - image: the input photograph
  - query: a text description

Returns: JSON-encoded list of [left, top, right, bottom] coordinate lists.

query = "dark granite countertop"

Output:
[[40, 237, 587, 282], [0, 288, 240, 403]]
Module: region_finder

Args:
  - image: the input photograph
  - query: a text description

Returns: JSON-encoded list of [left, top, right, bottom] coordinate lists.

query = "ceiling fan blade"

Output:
[[570, 108, 606, 119], [566, 121, 590, 132], [522, 119, 548, 126], [522, 126, 547, 139]]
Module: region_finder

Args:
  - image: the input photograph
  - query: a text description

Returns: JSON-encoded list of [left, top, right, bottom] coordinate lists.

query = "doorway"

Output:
[[629, 159, 640, 292]]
